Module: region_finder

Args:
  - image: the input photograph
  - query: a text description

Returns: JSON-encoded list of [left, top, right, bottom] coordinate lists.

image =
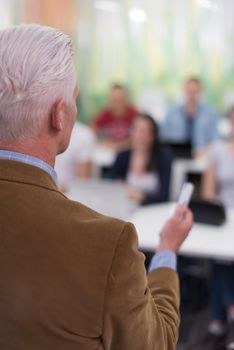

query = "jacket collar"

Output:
[[0, 159, 61, 193]]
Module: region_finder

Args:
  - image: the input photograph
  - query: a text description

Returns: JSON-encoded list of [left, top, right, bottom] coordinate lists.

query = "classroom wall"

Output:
[[1, 0, 234, 121]]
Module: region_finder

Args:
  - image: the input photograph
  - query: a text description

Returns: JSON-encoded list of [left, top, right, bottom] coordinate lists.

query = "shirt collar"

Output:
[[0, 150, 58, 185], [181, 102, 202, 116]]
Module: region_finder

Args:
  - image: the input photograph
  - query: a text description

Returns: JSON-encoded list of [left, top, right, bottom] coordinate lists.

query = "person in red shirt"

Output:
[[91, 84, 139, 150]]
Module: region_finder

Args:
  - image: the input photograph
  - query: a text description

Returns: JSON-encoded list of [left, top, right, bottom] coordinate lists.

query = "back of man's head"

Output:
[[0, 24, 76, 142]]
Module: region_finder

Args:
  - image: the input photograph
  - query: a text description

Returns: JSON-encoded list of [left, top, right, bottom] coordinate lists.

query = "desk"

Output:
[[66, 181, 234, 260], [66, 179, 138, 220], [129, 203, 234, 261]]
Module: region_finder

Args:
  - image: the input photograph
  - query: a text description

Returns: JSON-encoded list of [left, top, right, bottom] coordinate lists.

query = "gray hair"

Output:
[[0, 24, 77, 142]]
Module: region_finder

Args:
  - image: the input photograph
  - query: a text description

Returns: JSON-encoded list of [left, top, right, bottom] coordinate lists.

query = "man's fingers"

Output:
[[174, 205, 193, 228], [183, 210, 193, 228], [174, 205, 188, 220]]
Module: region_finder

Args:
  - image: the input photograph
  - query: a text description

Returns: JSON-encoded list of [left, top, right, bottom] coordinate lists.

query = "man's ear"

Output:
[[50, 99, 65, 131]]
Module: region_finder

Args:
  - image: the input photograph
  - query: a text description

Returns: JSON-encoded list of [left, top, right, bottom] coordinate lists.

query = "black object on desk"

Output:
[[162, 142, 192, 159], [189, 199, 226, 226]]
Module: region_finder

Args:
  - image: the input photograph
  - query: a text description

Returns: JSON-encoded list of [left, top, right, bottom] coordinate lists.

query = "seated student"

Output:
[[196, 107, 234, 350], [91, 84, 139, 150], [109, 113, 173, 205], [55, 121, 96, 190], [160, 77, 219, 158]]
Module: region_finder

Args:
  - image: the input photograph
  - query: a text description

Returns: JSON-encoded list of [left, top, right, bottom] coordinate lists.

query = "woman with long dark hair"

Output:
[[109, 113, 173, 205]]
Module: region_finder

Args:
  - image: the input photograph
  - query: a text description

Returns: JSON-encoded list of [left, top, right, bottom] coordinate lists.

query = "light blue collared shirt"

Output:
[[0, 149, 176, 271], [0, 150, 58, 185], [148, 251, 177, 272], [160, 102, 219, 150]]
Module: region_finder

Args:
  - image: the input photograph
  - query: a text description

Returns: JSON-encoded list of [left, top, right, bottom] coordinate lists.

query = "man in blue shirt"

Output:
[[161, 78, 219, 157]]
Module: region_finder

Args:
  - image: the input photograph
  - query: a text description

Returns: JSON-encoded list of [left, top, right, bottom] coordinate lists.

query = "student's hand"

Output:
[[127, 188, 145, 202], [157, 205, 193, 253]]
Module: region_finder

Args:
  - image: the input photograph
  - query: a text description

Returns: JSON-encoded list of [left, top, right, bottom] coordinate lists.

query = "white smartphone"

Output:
[[177, 182, 194, 207]]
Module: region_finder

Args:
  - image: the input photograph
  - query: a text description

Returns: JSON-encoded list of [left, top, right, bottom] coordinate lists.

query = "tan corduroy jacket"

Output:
[[0, 159, 180, 350]]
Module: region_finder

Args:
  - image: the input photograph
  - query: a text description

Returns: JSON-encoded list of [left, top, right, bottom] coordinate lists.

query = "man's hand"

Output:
[[157, 205, 193, 252]]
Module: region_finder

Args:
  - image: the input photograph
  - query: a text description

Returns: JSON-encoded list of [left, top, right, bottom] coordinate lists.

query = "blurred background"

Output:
[[1, 0, 234, 122]]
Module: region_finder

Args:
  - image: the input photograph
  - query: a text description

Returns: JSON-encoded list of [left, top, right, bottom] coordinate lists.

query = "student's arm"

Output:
[[193, 108, 219, 157], [193, 147, 207, 159]]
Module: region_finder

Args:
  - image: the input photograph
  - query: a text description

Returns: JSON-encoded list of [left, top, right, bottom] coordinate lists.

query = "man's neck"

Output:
[[111, 106, 126, 117], [133, 146, 151, 155], [185, 101, 199, 117], [0, 140, 56, 167]]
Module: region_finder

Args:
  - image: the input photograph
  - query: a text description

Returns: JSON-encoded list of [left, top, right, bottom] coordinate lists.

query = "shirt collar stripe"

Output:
[[0, 150, 58, 185]]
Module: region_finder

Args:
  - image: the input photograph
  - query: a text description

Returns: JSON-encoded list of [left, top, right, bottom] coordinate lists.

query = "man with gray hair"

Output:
[[0, 24, 193, 350]]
